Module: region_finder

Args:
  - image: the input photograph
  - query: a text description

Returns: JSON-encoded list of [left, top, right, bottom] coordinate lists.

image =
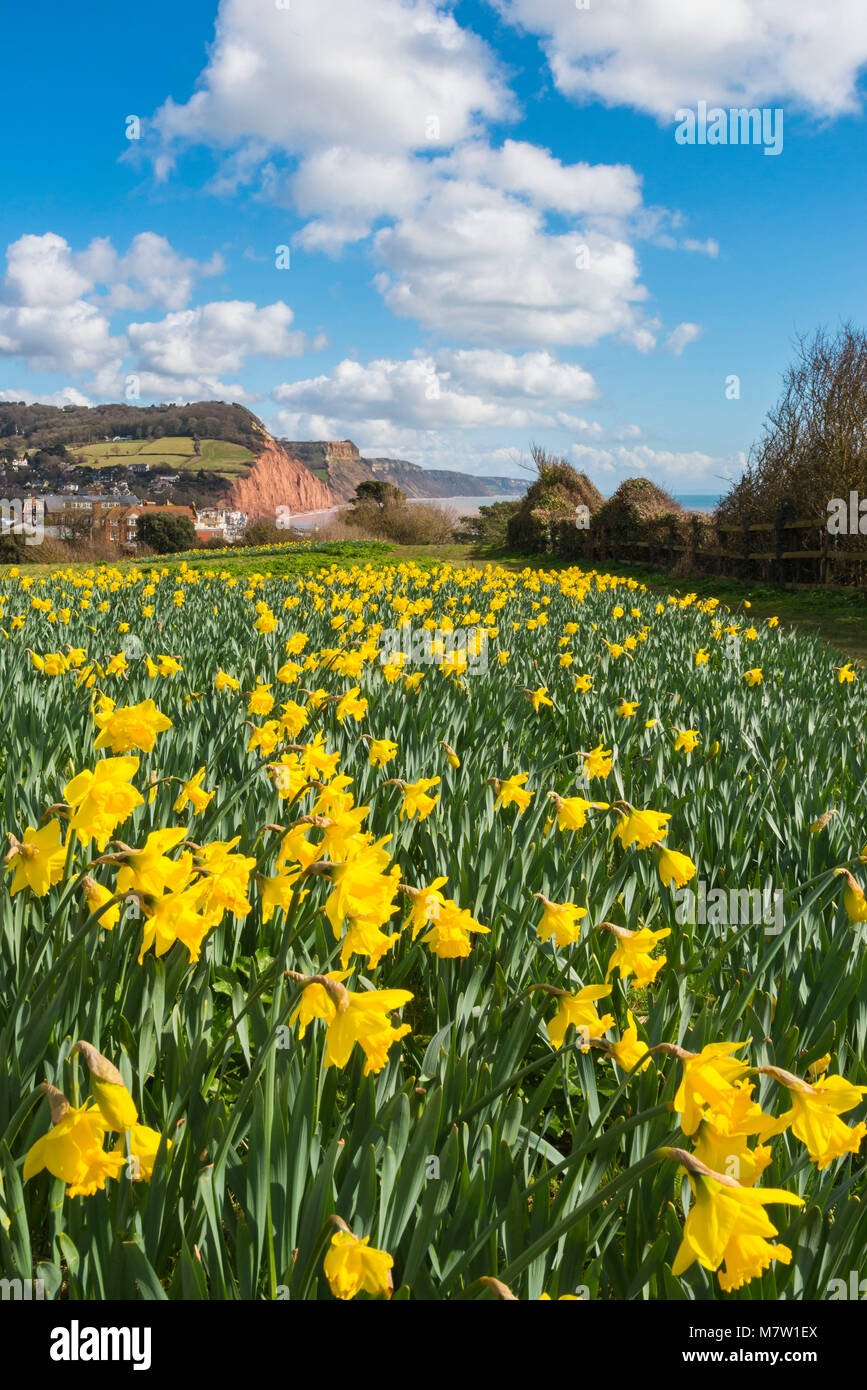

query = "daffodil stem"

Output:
[[495, 1148, 662, 1288], [1, 892, 120, 1054], [0, 1087, 44, 1148], [446, 1120, 671, 1293]]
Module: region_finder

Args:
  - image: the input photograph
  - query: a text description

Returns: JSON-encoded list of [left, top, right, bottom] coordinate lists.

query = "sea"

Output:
[[289, 492, 721, 528], [674, 494, 722, 514], [289, 493, 523, 529]]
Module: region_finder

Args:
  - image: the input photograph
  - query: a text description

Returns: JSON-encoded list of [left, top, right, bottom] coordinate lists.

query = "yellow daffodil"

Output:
[[93, 699, 172, 754], [24, 1085, 122, 1198], [547, 985, 614, 1051], [6, 820, 66, 897], [493, 772, 533, 811], [758, 1066, 867, 1170], [603, 922, 670, 987], [673, 1041, 752, 1136], [668, 1154, 802, 1292], [656, 845, 697, 888], [367, 737, 398, 768], [173, 767, 215, 816], [612, 807, 671, 850], [323, 1229, 393, 1300], [535, 895, 587, 947]]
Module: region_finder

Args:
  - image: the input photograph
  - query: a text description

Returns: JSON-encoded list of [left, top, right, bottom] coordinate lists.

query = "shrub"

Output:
[[0, 532, 25, 564], [243, 518, 285, 547], [717, 323, 867, 529], [506, 450, 604, 552], [455, 500, 520, 547], [137, 512, 197, 554], [338, 498, 457, 545]]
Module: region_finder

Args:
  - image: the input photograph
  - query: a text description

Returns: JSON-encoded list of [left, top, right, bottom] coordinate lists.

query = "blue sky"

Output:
[[2, 0, 866, 491]]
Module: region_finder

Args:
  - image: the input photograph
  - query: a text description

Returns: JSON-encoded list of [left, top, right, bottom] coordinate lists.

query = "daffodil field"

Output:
[[2, 555, 867, 1302]]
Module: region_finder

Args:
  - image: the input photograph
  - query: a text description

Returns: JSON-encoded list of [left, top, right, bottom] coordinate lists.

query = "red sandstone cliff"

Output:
[[223, 439, 335, 517]]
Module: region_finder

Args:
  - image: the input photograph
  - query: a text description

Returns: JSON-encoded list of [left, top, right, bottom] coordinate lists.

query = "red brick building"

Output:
[[97, 504, 196, 549]]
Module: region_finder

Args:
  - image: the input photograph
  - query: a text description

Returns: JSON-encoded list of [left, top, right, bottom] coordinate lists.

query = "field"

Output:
[[1, 554, 865, 1301], [69, 437, 254, 475]]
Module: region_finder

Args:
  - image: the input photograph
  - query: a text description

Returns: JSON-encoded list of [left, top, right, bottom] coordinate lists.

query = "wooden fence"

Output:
[[556, 507, 867, 588]]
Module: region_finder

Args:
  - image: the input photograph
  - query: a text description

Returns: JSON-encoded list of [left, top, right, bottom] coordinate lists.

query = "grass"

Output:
[[199, 440, 255, 467], [66, 441, 144, 460], [4, 534, 867, 661], [372, 544, 867, 663], [2, 555, 865, 1300], [68, 437, 254, 474], [573, 560, 867, 663], [138, 437, 198, 455]]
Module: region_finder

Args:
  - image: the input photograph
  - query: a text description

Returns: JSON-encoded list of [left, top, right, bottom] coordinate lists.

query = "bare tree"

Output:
[[520, 442, 561, 476], [719, 323, 867, 524]]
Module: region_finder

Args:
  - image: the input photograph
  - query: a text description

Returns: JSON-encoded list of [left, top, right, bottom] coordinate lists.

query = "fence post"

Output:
[[715, 518, 727, 576], [820, 518, 830, 585], [772, 503, 787, 585]]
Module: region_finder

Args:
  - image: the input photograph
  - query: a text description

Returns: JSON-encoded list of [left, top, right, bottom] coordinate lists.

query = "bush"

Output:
[[243, 518, 285, 548], [592, 478, 683, 544], [137, 512, 197, 554], [717, 323, 867, 529], [379, 502, 456, 545], [0, 532, 25, 564], [338, 498, 457, 545], [455, 500, 520, 547], [352, 480, 406, 508], [506, 449, 604, 552]]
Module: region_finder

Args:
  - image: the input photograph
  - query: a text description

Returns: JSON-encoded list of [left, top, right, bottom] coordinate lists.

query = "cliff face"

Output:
[[224, 440, 335, 517], [281, 438, 526, 502], [365, 460, 524, 498], [324, 441, 361, 465]]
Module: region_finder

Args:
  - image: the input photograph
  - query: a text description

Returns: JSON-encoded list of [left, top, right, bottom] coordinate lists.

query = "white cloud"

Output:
[[86, 357, 258, 406], [0, 231, 233, 378], [683, 237, 720, 257], [287, 144, 664, 348], [0, 300, 119, 375], [291, 150, 428, 251], [138, 3, 709, 354], [434, 348, 596, 401], [127, 300, 310, 378], [571, 441, 727, 487], [0, 385, 93, 407], [272, 349, 598, 432], [4, 233, 92, 308], [151, 0, 510, 172], [443, 140, 642, 220], [665, 322, 702, 355], [494, 0, 867, 118], [373, 177, 651, 347], [0, 227, 324, 401], [123, 372, 256, 406], [76, 232, 224, 311]]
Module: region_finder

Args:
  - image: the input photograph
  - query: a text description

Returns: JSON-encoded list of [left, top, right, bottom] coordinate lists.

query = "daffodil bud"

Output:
[[74, 1040, 138, 1131]]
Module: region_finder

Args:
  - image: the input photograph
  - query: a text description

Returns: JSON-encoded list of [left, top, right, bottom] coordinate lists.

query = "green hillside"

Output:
[[0, 399, 265, 454], [69, 437, 254, 475]]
